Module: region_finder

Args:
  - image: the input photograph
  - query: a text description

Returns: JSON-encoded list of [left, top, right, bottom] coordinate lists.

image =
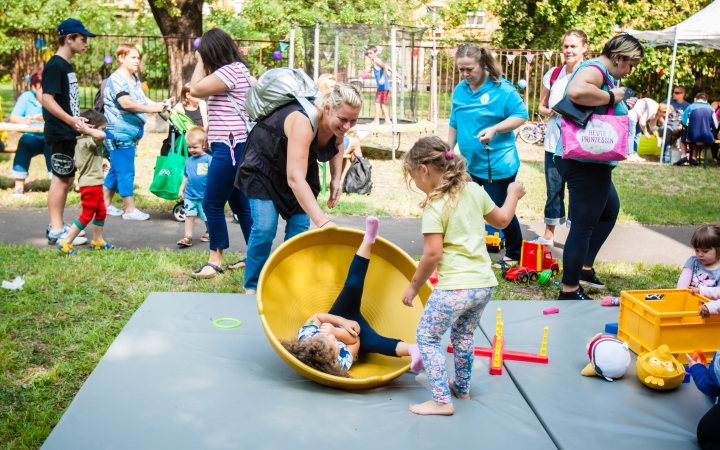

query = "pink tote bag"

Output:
[[560, 66, 630, 162]]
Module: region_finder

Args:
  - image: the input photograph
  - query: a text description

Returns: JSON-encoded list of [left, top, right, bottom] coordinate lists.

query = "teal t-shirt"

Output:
[[554, 59, 629, 167], [449, 77, 528, 180]]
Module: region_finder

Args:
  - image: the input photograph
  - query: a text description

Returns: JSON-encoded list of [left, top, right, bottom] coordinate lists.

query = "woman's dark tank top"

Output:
[[236, 102, 338, 220]]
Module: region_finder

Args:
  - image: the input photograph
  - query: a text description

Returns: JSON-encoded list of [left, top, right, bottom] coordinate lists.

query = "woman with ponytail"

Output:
[[237, 82, 362, 293], [448, 44, 529, 269], [401, 136, 526, 416]]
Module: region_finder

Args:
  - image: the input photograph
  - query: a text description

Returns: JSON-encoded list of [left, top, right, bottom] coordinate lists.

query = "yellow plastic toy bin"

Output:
[[257, 227, 432, 389], [618, 289, 720, 364]]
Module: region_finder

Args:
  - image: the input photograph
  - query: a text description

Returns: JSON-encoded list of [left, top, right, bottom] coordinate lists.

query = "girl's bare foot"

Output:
[[245, 289, 257, 294], [409, 400, 454, 416], [449, 380, 470, 400]]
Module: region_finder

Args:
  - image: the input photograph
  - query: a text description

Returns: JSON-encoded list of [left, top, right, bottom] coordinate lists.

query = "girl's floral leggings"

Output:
[[416, 287, 493, 403]]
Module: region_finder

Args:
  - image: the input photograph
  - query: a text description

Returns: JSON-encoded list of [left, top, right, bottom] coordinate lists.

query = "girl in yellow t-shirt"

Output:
[[401, 136, 525, 416]]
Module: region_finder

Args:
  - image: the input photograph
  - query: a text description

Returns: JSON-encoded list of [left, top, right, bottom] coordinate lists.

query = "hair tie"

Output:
[[445, 151, 454, 160]]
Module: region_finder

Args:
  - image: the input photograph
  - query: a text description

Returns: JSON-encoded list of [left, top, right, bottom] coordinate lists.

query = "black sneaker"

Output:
[[689, 157, 699, 166], [558, 287, 594, 300], [580, 268, 605, 289]]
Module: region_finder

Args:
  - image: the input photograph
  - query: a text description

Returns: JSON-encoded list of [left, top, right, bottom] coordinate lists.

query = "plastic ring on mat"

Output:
[[213, 318, 242, 328]]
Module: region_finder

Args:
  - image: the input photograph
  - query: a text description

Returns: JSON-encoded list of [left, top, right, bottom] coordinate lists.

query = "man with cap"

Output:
[[43, 18, 95, 245]]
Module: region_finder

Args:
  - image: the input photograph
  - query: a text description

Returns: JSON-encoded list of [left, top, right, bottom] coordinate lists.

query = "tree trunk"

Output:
[[148, 0, 203, 100]]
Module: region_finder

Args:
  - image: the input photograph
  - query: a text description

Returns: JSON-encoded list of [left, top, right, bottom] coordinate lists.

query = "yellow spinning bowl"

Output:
[[257, 227, 432, 389]]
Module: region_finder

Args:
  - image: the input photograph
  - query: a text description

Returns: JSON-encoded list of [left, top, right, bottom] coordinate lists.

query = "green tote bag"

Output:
[[149, 133, 188, 201]]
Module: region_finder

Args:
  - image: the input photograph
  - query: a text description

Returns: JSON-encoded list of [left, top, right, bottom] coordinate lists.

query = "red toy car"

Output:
[[502, 266, 538, 283]]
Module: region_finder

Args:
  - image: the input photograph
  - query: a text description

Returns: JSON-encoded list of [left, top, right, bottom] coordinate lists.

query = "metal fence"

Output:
[[9, 31, 719, 122], [10, 31, 290, 109]]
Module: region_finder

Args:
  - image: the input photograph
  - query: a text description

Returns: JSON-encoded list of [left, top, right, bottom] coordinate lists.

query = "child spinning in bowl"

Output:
[[282, 217, 423, 378], [401, 137, 525, 416]]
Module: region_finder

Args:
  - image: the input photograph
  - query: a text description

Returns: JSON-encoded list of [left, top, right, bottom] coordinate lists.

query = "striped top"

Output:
[[207, 62, 252, 145]]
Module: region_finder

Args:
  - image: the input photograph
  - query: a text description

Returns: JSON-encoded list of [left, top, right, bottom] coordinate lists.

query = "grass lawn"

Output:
[[0, 243, 681, 449]]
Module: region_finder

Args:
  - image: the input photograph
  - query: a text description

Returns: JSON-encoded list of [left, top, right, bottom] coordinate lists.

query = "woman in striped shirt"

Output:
[[189, 28, 255, 279]]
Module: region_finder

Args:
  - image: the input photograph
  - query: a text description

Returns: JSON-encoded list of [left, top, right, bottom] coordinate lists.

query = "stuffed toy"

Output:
[[636, 345, 685, 390], [581, 334, 631, 381]]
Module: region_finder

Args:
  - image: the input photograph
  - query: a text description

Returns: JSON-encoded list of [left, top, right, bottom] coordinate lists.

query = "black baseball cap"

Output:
[[57, 18, 96, 37]]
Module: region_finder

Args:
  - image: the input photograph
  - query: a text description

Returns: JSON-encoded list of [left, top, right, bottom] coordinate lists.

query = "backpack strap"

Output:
[[295, 96, 318, 139], [549, 65, 564, 89]]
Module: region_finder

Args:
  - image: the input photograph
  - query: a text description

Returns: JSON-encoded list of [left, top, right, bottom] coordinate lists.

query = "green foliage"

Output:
[[209, 0, 424, 40], [492, 0, 714, 51], [0, 0, 159, 56]]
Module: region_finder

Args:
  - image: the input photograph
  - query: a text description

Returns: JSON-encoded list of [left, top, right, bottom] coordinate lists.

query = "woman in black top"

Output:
[[174, 83, 208, 129], [237, 82, 363, 293]]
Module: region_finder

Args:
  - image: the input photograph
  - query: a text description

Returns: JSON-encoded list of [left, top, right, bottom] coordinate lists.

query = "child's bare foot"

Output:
[[245, 289, 257, 294], [449, 380, 470, 400], [408, 400, 454, 416]]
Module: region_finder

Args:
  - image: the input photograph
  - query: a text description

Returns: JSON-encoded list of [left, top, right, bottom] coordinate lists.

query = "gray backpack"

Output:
[[244, 68, 319, 137]]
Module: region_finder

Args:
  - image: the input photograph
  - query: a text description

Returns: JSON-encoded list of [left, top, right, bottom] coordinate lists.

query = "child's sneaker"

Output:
[[90, 240, 115, 250], [106, 205, 124, 216], [56, 239, 76, 255]]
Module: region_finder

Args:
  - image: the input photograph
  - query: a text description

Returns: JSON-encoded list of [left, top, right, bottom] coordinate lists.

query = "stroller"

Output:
[[150, 109, 196, 222]]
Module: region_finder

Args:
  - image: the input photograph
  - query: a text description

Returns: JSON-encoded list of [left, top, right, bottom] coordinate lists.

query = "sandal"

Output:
[[191, 262, 224, 279], [200, 232, 210, 242], [227, 259, 246, 270], [177, 236, 193, 247]]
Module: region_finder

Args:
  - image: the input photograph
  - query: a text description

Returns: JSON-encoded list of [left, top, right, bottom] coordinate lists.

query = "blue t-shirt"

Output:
[[449, 77, 528, 180], [104, 71, 148, 147], [11, 91, 44, 138], [661, 98, 691, 122], [554, 59, 629, 167], [184, 153, 212, 200], [298, 324, 354, 370]]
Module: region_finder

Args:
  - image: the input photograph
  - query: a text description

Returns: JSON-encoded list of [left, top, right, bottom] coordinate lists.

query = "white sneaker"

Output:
[[64, 223, 85, 237], [122, 209, 150, 221], [107, 205, 124, 216], [530, 236, 554, 247]]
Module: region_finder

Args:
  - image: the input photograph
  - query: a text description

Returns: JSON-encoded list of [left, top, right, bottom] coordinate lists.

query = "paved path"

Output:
[[0, 209, 694, 266]]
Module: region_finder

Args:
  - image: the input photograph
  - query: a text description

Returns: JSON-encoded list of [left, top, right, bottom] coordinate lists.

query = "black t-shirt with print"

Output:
[[42, 55, 80, 143]]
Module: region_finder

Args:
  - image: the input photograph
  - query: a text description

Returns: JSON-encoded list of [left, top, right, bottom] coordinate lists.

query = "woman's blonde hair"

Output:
[[317, 74, 338, 92], [281, 338, 351, 378], [314, 82, 363, 111], [657, 103, 674, 118], [402, 137, 470, 213], [455, 43, 503, 85], [116, 43, 139, 61], [601, 33, 644, 63]]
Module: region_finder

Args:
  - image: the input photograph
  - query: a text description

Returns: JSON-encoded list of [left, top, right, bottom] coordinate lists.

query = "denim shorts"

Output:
[[184, 198, 206, 221]]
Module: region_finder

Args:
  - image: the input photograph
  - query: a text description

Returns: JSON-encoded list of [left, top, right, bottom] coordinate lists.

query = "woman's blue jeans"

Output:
[[12, 133, 51, 179], [203, 142, 253, 251], [543, 150, 566, 226], [471, 173, 523, 261], [243, 198, 310, 290]]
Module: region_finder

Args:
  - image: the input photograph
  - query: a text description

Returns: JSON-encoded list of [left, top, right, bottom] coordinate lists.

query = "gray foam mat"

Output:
[[42, 293, 555, 450], [479, 300, 712, 450]]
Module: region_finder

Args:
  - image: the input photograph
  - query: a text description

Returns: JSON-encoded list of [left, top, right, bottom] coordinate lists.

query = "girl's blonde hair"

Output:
[[314, 82, 363, 111], [402, 136, 470, 213], [185, 126, 207, 146], [691, 225, 720, 259], [657, 103, 674, 118], [116, 43, 139, 61], [317, 74, 338, 92], [455, 43, 503, 85], [281, 338, 350, 378]]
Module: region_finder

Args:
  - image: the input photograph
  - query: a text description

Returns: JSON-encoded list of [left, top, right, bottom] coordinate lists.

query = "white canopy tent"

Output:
[[626, 0, 720, 165]]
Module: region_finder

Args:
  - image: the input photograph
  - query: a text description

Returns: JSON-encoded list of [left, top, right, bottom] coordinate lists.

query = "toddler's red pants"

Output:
[[74, 185, 107, 229]]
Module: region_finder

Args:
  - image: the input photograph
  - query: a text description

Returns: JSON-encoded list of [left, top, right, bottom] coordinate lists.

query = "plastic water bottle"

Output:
[[663, 145, 672, 164]]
